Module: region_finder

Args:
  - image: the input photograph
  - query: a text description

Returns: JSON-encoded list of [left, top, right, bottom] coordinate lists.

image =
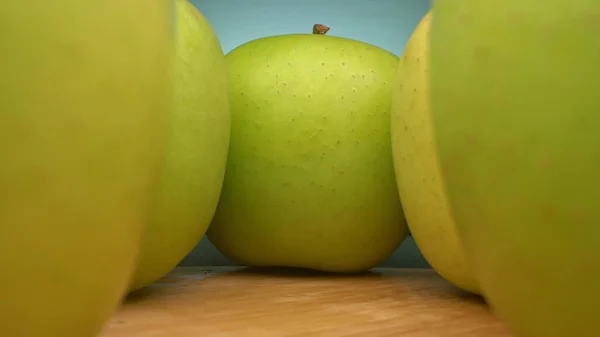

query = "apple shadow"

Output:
[[123, 265, 377, 302], [124, 272, 199, 303], [122, 265, 487, 313], [226, 265, 379, 278], [124, 283, 168, 303]]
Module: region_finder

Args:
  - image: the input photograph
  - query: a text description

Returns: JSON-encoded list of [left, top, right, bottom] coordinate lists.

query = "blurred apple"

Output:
[[129, 0, 230, 292], [391, 11, 479, 294], [0, 1, 172, 336], [431, 1, 600, 336]]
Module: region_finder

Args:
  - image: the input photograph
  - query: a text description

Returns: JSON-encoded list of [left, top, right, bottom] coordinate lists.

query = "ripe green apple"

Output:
[[207, 26, 408, 272], [430, 1, 600, 336], [0, 2, 172, 337], [391, 11, 479, 294], [129, 0, 230, 292]]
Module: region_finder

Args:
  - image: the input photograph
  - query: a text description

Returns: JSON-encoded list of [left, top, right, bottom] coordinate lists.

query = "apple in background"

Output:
[[431, 1, 600, 336], [129, 0, 230, 292], [391, 11, 479, 294], [0, 1, 172, 337], [207, 25, 408, 272]]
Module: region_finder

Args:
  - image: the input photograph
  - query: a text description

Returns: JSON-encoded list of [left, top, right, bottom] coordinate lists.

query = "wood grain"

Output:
[[100, 267, 512, 337]]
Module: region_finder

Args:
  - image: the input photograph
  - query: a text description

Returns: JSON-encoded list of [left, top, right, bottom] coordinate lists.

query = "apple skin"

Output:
[[129, 0, 230, 292], [391, 11, 479, 294], [430, 1, 600, 336], [0, 1, 172, 337], [207, 32, 408, 272]]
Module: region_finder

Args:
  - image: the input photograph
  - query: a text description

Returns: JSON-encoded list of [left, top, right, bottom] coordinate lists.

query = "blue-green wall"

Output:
[[180, 0, 432, 268]]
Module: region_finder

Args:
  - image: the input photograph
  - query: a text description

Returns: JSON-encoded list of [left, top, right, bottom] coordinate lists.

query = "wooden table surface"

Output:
[[100, 267, 512, 337]]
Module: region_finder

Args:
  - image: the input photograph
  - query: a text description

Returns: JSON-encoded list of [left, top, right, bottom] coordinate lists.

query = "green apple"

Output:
[[0, 1, 172, 337], [207, 25, 408, 273], [129, 0, 230, 292], [391, 11, 478, 294], [430, 1, 600, 336]]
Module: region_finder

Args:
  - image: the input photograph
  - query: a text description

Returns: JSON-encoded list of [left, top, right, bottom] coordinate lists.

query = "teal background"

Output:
[[180, 0, 432, 268]]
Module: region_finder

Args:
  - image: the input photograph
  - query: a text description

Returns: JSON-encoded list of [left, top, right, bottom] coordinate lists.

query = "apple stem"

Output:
[[312, 24, 330, 35]]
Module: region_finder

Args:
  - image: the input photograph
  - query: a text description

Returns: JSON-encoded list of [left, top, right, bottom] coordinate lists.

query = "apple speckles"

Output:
[[218, 33, 403, 270]]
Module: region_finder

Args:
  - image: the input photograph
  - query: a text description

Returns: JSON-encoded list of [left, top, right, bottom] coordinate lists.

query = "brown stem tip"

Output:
[[312, 24, 330, 35]]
